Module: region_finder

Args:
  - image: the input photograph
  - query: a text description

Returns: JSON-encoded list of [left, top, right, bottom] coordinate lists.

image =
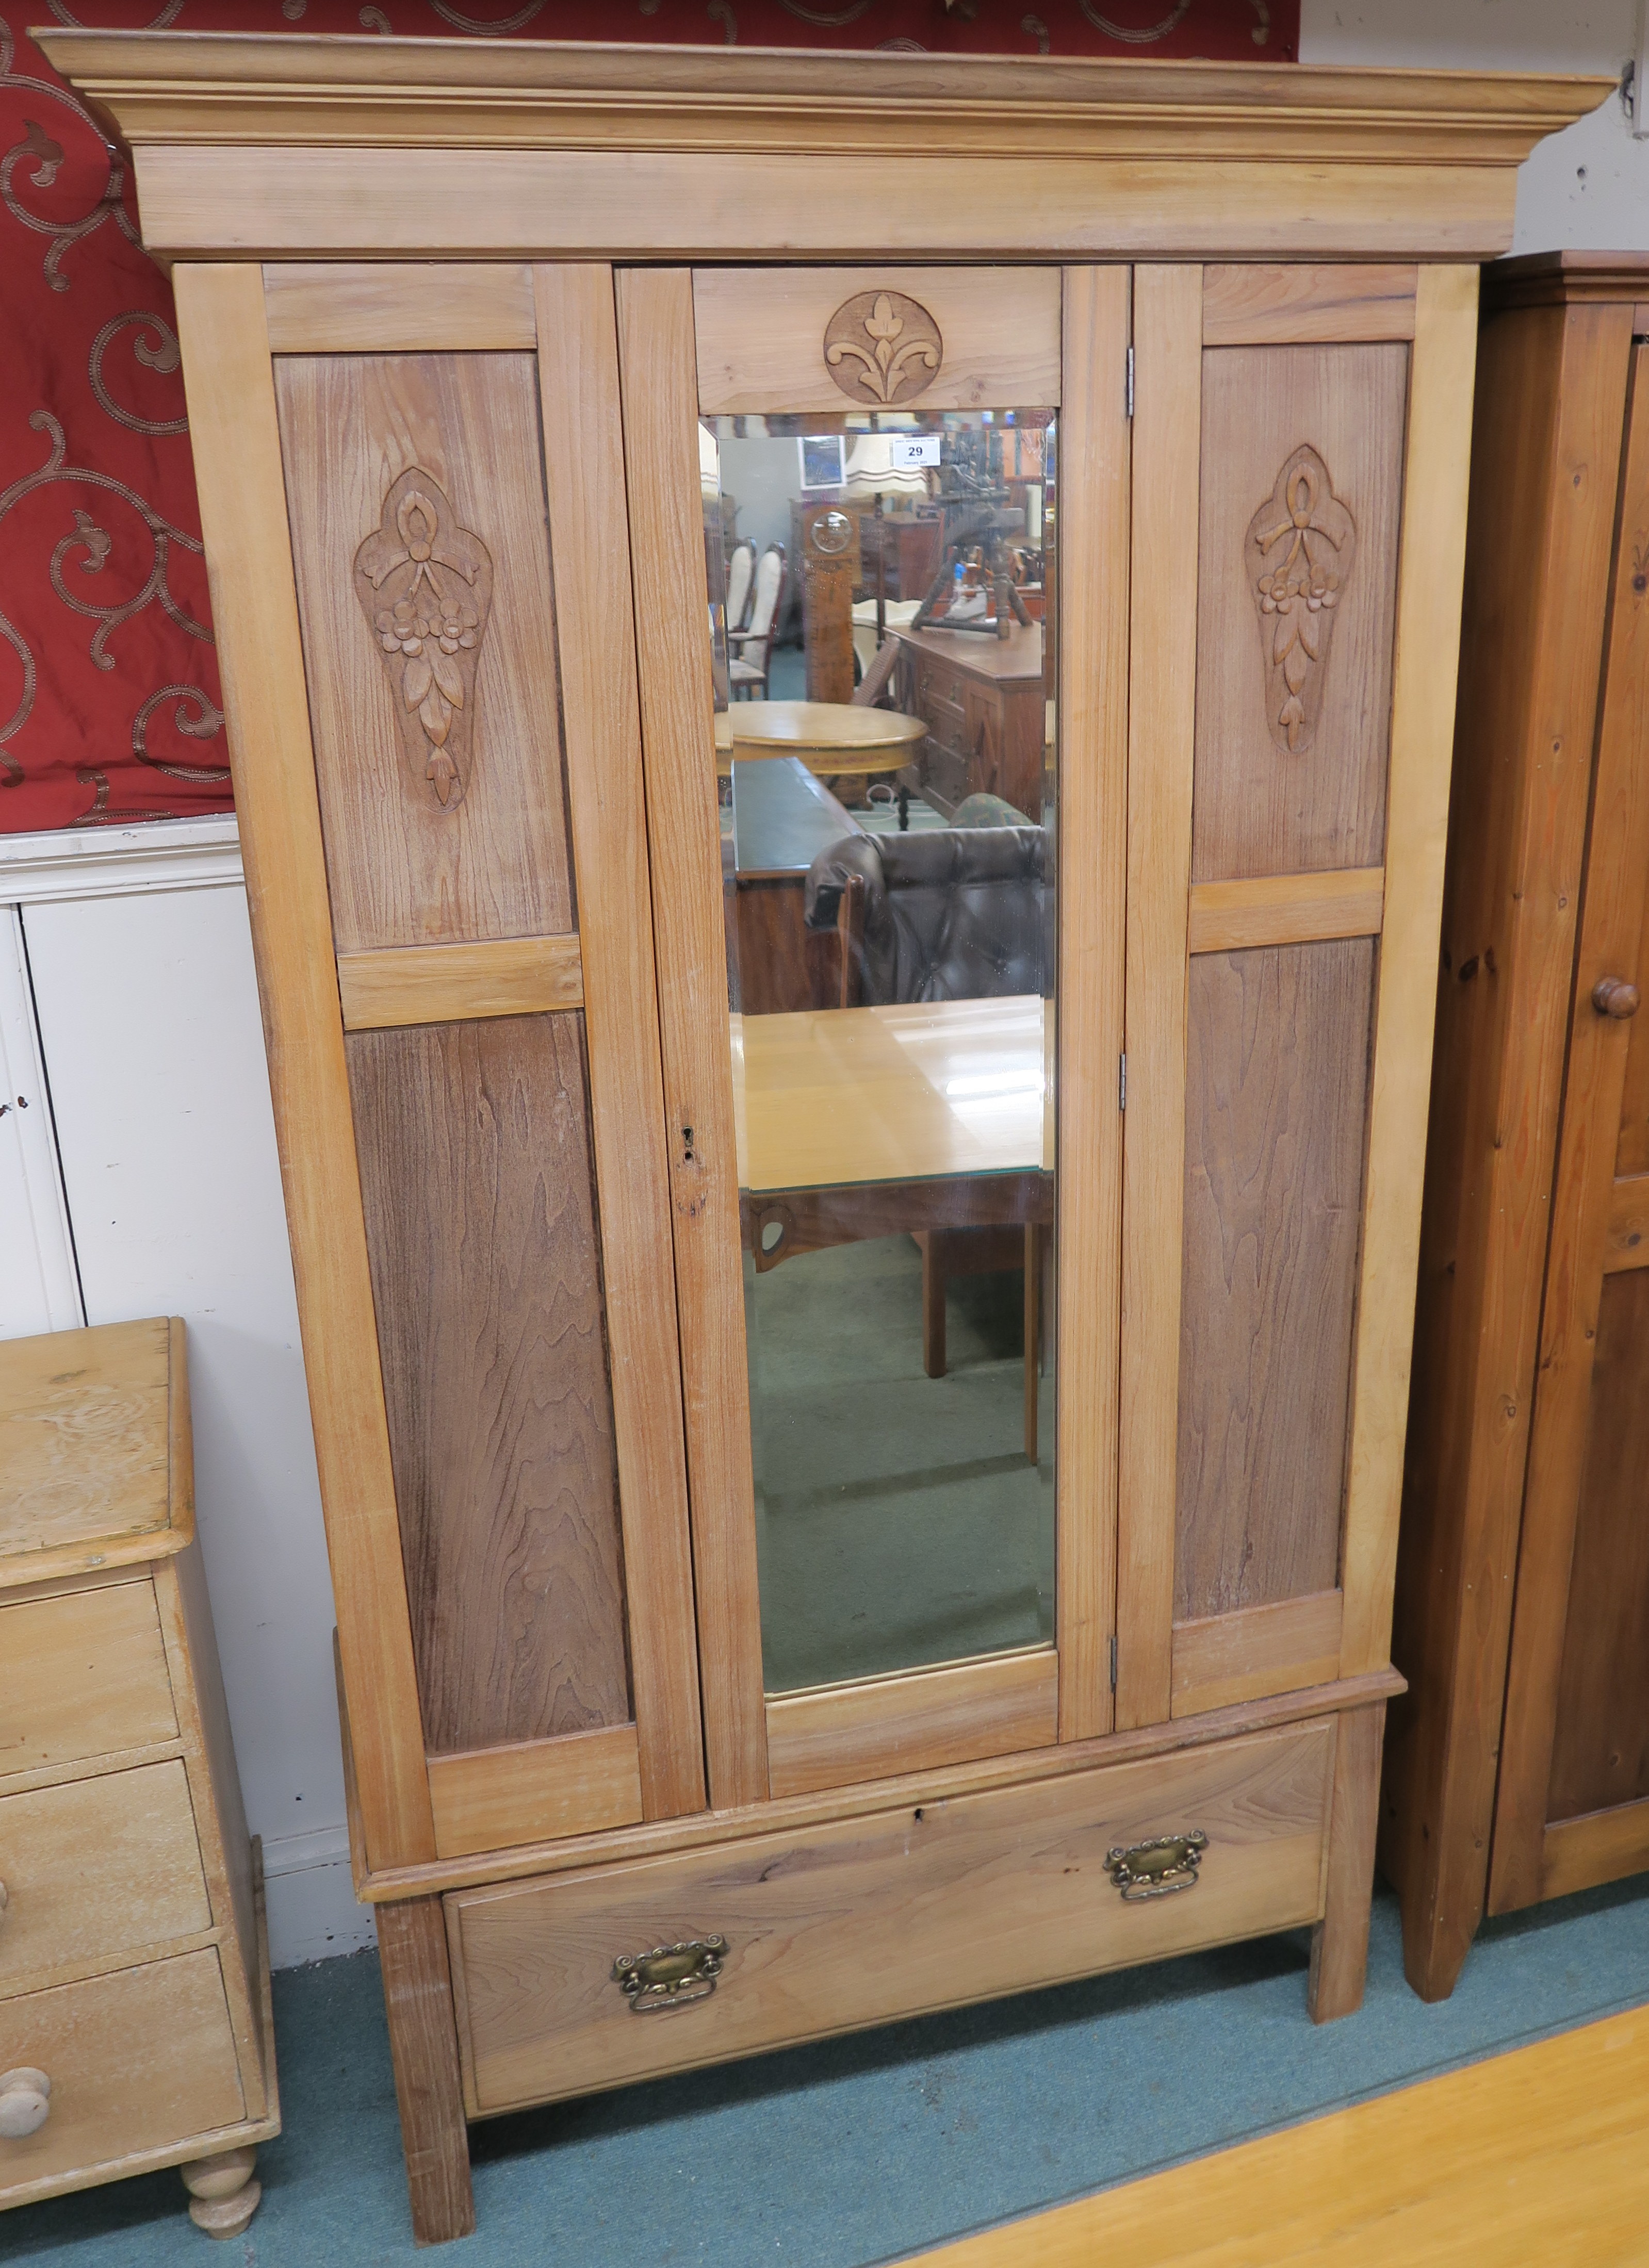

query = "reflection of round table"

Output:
[[714, 701, 927, 779]]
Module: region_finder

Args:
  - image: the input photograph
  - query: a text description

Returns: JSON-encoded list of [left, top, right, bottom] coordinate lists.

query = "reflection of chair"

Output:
[[725, 540, 755, 638], [805, 826, 1051, 1457], [729, 542, 785, 700]]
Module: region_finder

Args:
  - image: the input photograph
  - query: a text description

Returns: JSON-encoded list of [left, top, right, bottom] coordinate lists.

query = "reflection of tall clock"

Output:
[[809, 506, 855, 558], [800, 503, 860, 702]]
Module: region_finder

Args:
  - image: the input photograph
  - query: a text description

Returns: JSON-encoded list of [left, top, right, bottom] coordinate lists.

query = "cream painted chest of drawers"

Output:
[[0, 1318, 279, 2238]]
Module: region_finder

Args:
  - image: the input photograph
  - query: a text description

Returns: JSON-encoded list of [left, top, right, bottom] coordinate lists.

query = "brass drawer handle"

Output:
[[1104, 1831, 1207, 1901], [0, 2068, 52, 2141], [612, 1934, 727, 2013]]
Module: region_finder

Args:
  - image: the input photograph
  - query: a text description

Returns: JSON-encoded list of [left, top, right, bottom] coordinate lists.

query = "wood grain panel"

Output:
[[127, 146, 1527, 268], [1202, 264, 1417, 346], [533, 263, 707, 1826], [693, 266, 1060, 414], [449, 1719, 1331, 2116], [0, 1584, 175, 1781], [337, 934, 584, 1031], [1116, 264, 1202, 1734], [273, 351, 574, 954], [0, 1762, 209, 1992], [1175, 939, 1376, 1621], [1191, 342, 1408, 882], [1188, 866, 1383, 955], [1541, 1798, 1649, 1900], [765, 1650, 1058, 1801], [1337, 268, 1479, 1685], [0, 1953, 244, 2202], [427, 1724, 642, 1860], [1377, 299, 1627, 1999], [263, 260, 535, 351], [1491, 340, 1649, 1913], [173, 263, 435, 1870], [0, 1318, 180, 1576], [346, 1012, 628, 1757], [616, 268, 769, 1809], [1171, 1589, 1344, 1718], [1053, 265, 1130, 1742], [1603, 1170, 1649, 1269], [1545, 1266, 1649, 1822]]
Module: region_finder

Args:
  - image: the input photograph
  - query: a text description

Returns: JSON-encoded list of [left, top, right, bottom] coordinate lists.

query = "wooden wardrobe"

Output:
[[47, 30, 1601, 2243], [1384, 254, 1649, 2001]]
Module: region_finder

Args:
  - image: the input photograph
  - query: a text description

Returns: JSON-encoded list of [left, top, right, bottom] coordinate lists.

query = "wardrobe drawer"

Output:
[[448, 1718, 1333, 2117], [0, 1762, 210, 1991], [0, 1951, 244, 2202], [0, 1583, 176, 1781]]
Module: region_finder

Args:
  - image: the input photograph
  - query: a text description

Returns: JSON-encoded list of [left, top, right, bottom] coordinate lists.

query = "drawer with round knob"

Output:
[[0, 1761, 210, 1994], [0, 1952, 244, 2204]]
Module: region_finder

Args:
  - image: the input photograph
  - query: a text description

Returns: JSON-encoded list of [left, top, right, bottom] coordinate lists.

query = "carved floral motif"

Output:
[[353, 469, 493, 811], [824, 290, 943, 405], [1245, 442, 1356, 757]]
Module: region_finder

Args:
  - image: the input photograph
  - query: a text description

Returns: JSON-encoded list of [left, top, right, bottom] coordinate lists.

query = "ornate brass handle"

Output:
[[1592, 977, 1641, 1020], [612, 1935, 727, 2013], [1104, 1831, 1207, 1901]]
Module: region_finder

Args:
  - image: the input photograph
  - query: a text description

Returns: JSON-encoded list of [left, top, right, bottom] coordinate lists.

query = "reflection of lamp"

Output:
[[842, 432, 928, 502]]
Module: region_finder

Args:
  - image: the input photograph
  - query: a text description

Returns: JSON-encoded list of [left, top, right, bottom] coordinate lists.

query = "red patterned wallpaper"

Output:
[[1, 2, 1297, 833]]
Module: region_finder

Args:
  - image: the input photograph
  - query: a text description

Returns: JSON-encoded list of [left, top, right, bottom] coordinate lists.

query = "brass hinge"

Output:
[[1125, 344, 1135, 419], [1109, 1633, 1118, 1689], [1118, 1053, 1127, 1111]]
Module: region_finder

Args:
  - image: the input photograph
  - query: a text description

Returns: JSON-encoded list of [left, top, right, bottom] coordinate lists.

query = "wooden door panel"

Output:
[[1126, 269, 1478, 1732], [346, 1012, 627, 1758], [1547, 1266, 1649, 1823], [1192, 343, 1407, 882], [1492, 344, 1649, 1912], [274, 351, 575, 952], [1175, 936, 1374, 1621]]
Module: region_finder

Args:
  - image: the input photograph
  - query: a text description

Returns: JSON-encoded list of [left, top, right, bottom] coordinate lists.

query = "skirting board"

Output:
[[262, 1825, 376, 1968]]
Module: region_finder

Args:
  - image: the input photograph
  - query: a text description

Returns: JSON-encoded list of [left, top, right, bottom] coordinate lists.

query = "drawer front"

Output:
[[917, 658, 969, 714], [0, 1951, 244, 2200], [0, 1762, 210, 1991], [0, 1582, 176, 1782], [449, 1719, 1332, 2117]]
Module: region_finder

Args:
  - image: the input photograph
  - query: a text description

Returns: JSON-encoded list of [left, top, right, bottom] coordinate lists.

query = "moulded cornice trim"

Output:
[[38, 31, 1611, 169]]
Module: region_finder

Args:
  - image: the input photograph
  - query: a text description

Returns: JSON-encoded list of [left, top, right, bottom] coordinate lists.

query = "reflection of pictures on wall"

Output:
[[799, 434, 846, 491]]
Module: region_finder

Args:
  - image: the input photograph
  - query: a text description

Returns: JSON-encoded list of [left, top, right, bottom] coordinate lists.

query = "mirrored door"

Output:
[[619, 266, 1130, 1804]]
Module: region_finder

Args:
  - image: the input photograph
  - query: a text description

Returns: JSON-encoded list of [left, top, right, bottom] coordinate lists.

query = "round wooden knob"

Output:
[[1592, 977, 1641, 1019], [0, 2068, 51, 2140]]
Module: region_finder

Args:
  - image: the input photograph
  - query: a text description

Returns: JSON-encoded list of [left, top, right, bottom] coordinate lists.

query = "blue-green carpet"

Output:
[[7, 1876, 1647, 2265]]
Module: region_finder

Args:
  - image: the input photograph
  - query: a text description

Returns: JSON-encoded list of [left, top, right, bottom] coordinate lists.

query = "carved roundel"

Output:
[[823, 290, 943, 406]]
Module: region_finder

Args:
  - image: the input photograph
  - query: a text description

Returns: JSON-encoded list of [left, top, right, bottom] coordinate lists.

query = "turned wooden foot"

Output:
[[1309, 1700, 1386, 2024], [181, 2144, 261, 2238], [377, 1897, 475, 2245]]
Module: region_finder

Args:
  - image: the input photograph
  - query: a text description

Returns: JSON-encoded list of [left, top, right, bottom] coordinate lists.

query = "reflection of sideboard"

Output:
[[891, 620, 1045, 817]]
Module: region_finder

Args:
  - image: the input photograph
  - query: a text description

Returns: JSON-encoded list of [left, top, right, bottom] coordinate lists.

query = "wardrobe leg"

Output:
[[1308, 1700, 1386, 2025], [376, 1896, 475, 2245]]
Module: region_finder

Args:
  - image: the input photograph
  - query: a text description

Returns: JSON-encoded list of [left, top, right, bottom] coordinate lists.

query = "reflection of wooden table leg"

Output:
[[1024, 1221, 1040, 1466], [920, 1230, 945, 1378]]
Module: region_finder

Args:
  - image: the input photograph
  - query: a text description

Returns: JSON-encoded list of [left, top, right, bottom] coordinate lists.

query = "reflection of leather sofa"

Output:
[[802, 825, 1049, 1009], [803, 824, 1052, 1458]]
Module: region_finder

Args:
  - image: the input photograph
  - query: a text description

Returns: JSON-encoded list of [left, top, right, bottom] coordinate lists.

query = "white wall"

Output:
[[3, 7, 1644, 1969], [0, 822, 372, 1968]]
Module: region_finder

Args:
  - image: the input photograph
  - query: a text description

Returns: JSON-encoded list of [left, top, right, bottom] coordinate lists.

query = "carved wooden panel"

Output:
[[1192, 344, 1407, 881], [346, 1011, 629, 1757], [274, 352, 575, 952], [1174, 938, 1376, 1621], [693, 266, 1060, 416], [1546, 1266, 1649, 1822]]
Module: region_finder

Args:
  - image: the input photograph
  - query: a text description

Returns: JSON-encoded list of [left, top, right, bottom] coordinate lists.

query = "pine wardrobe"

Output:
[[49, 31, 1602, 2244]]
